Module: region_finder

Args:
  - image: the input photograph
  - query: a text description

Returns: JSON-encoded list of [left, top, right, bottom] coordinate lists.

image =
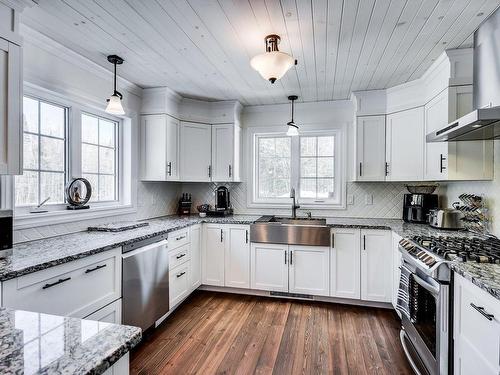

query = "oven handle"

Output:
[[400, 329, 422, 375], [412, 274, 440, 297]]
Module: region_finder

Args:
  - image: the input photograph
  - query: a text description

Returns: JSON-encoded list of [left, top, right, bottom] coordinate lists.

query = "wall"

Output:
[[182, 100, 413, 219], [12, 26, 180, 243]]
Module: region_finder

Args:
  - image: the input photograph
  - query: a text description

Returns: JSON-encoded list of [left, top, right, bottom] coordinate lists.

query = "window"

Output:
[[81, 113, 118, 202], [15, 97, 67, 206], [299, 136, 335, 199], [252, 130, 344, 208]]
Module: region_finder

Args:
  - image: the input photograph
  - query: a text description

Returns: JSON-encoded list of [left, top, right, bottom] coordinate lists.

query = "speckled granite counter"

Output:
[[3, 214, 499, 302], [0, 307, 141, 375]]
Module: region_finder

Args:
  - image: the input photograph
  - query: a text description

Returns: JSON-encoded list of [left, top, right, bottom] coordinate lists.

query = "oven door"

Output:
[[401, 266, 449, 375]]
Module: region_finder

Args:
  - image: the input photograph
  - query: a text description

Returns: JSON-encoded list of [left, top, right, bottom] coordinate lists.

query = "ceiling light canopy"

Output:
[[286, 95, 299, 136], [250, 34, 296, 84], [105, 55, 125, 116]]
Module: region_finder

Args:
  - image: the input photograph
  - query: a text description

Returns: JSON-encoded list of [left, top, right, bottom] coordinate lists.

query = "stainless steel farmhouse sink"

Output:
[[250, 216, 331, 246]]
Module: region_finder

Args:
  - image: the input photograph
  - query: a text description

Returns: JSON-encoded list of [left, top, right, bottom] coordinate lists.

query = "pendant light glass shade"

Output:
[[251, 35, 296, 83], [105, 93, 125, 115], [105, 55, 125, 116], [286, 95, 299, 136]]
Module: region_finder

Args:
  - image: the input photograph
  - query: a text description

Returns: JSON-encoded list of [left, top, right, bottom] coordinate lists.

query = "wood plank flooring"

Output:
[[130, 291, 412, 375]]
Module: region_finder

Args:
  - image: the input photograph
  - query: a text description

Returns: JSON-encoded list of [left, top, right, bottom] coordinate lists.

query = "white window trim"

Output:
[[7, 83, 136, 229], [247, 124, 347, 210]]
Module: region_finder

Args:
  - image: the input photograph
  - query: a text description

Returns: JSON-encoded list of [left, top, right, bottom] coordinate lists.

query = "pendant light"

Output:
[[105, 55, 125, 115], [286, 95, 299, 136], [250, 34, 296, 84]]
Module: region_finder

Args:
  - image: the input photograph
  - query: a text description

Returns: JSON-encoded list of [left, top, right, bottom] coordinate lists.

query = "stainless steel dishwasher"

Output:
[[122, 233, 169, 331]]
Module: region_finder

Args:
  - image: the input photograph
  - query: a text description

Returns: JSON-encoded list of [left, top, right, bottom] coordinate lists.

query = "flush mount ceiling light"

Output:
[[250, 34, 296, 84], [286, 95, 299, 136], [105, 55, 125, 115]]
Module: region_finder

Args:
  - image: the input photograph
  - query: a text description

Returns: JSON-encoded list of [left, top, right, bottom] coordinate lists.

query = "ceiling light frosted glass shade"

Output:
[[287, 124, 299, 136], [250, 51, 295, 83], [105, 94, 125, 115]]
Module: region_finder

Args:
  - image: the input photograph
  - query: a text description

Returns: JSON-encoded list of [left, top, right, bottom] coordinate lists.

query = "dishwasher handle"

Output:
[[122, 239, 168, 259]]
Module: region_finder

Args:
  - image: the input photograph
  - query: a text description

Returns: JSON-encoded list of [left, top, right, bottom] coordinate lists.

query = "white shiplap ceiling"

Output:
[[21, 0, 500, 105]]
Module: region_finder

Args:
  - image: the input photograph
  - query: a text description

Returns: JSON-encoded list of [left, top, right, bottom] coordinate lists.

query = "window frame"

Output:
[[249, 127, 346, 209], [13, 86, 127, 219]]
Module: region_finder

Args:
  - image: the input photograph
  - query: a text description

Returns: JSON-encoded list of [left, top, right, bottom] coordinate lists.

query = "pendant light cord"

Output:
[[113, 61, 117, 94], [290, 98, 294, 122]]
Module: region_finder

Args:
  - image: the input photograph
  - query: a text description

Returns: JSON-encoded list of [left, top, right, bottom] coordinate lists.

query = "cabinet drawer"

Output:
[[169, 243, 190, 269], [84, 299, 122, 324], [168, 228, 190, 250], [3, 249, 121, 318], [169, 262, 190, 308]]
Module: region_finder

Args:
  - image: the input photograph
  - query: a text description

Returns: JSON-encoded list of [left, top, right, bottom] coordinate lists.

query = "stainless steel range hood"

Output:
[[426, 107, 500, 142], [426, 6, 500, 142]]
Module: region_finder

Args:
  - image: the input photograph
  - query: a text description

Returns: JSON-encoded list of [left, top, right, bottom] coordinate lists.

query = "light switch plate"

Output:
[[365, 194, 373, 205], [347, 194, 354, 205]]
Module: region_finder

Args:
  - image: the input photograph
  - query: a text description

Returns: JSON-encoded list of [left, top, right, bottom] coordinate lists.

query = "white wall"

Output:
[[12, 26, 180, 243]]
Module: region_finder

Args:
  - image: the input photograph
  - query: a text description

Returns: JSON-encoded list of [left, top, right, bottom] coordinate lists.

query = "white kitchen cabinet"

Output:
[[211, 123, 241, 182], [202, 224, 225, 286], [355, 115, 386, 181], [140, 114, 180, 181], [0, 38, 22, 175], [360, 230, 392, 302], [224, 225, 250, 289], [385, 107, 424, 181], [392, 232, 402, 311], [454, 273, 500, 375], [180, 121, 212, 181], [169, 261, 190, 308], [289, 245, 329, 296], [189, 224, 202, 291], [84, 299, 122, 324], [330, 228, 361, 299], [424, 86, 493, 181], [250, 243, 288, 292], [3, 248, 122, 318]]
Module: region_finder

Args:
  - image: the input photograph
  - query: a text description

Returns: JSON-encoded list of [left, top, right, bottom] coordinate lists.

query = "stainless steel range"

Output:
[[397, 235, 500, 375]]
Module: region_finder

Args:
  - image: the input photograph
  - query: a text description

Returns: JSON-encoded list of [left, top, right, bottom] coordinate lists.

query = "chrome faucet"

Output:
[[290, 188, 300, 219]]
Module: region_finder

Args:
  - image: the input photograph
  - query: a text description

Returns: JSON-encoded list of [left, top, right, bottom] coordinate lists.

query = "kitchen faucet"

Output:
[[290, 188, 300, 219]]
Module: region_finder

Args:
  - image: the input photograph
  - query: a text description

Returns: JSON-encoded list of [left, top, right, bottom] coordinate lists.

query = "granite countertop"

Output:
[[0, 307, 141, 375], [3, 214, 500, 302]]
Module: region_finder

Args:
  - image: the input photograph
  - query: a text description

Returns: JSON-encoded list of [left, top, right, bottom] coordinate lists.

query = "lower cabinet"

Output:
[[454, 273, 500, 375], [361, 229, 392, 302], [189, 224, 202, 291], [250, 243, 329, 296], [84, 299, 122, 324], [250, 243, 288, 292], [224, 225, 250, 289], [203, 224, 226, 286], [330, 228, 361, 299], [169, 261, 190, 308]]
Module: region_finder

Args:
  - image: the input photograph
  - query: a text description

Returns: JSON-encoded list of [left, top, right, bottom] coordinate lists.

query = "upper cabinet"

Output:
[[141, 114, 180, 181], [140, 91, 242, 183], [0, 3, 23, 176], [355, 115, 386, 181], [386, 107, 425, 181]]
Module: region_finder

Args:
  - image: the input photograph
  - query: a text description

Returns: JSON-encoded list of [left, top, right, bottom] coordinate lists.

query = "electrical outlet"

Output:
[[347, 194, 354, 205], [365, 194, 373, 205]]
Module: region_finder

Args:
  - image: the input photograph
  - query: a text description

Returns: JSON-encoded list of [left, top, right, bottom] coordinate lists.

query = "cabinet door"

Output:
[[141, 114, 167, 181], [330, 228, 361, 299], [454, 274, 500, 375], [360, 230, 392, 302], [448, 86, 493, 181], [224, 225, 250, 288], [0, 40, 21, 175], [170, 261, 190, 308], [289, 245, 329, 296], [386, 107, 424, 181], [202, 225, 225, 286], [211, 124, 234, 182], [424, 90, 449, 180], [180, 121, 211, 181], [250, 243, 288, 292], [356, 116, 386, 181], [190, 224, 202, 291], [165, 116, 180, 181], [392, 233, 402, 311]]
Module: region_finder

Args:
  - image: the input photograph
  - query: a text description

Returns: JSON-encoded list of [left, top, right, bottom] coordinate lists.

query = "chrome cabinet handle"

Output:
[[167, 162, 172, 176], [470, 303, 494, 321], [331, 233, 335, 248], [208, 165, 212, 178], [440, 154, 446, 173], [176, 253, 186, 259], [175, 235, 186, 241], [363, 235, 366, 250], [290, 251, 293, 265], [359, 162, 362, 177], [43, 277, 71, 289], [176, 271, 186, 278], [284, 250, 287, 264], [85, 264, 106, 274], [220, 229, 223, 242], [385, 162, 389, 176], [229, 164, 232, 178], [245, 229, 248, 243]]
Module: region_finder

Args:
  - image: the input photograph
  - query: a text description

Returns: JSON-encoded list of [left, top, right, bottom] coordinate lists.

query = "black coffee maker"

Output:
[[403, 193, 438, 223], [207, 186, 233, 216]]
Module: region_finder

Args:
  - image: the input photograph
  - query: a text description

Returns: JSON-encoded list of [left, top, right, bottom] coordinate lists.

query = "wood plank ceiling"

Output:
[[21, 0, 500, 105]]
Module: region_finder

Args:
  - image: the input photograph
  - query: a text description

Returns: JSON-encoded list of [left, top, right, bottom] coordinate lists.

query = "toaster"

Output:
[[428, 208, 464, 230]]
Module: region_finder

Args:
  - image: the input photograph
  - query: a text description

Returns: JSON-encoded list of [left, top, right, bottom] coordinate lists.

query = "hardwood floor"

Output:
[[130, 291, 412, 375]]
